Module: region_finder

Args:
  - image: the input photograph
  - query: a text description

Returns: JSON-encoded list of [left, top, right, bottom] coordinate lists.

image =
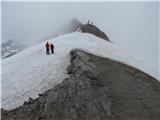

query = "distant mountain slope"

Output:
[[2, 32, 159, 110], [1, 40, 25, 59], [2, 49, 160, 120]]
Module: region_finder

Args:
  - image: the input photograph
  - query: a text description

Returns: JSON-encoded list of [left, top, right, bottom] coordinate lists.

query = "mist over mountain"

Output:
[[57, 18, 83, 35], [40, 18, 83, 43]]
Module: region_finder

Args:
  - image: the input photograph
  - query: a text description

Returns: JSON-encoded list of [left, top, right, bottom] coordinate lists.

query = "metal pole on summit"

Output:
[[87, 20, 90, 24]]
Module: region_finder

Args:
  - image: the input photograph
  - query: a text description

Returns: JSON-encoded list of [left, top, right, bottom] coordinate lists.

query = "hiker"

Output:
[[50, 43, 54, 54], [46, 41, 50, 55]]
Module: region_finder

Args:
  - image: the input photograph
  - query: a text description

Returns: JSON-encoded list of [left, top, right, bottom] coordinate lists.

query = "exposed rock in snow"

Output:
[[2, 32, 159, 110], [2, 49, 160, 120]]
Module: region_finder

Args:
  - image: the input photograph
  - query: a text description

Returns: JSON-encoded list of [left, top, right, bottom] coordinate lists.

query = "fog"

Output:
[[2, 1, 159, 71]]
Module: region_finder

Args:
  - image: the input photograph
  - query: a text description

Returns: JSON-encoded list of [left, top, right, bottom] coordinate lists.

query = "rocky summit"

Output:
[[79, 23, 110, 41]]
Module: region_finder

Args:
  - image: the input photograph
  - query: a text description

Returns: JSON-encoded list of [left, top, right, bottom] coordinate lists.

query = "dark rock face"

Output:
[[2, 49, 160, 120], [79, 24, 110, 41]]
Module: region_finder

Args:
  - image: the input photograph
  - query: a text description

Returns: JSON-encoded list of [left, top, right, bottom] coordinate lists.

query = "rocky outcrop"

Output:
[[1, 49, 111, 120], [2, 49, 160, 120], [79, 24, 110, 41]]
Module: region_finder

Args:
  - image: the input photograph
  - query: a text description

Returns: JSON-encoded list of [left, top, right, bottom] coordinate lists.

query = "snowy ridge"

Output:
[[2, 32, 159, 109]]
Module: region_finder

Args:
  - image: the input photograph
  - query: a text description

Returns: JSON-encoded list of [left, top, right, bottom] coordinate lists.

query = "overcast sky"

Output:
[[2, 1, 159, 71]]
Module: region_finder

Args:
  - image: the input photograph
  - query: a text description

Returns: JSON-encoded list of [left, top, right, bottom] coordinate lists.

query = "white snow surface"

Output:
[[2, 32, 159, 109]]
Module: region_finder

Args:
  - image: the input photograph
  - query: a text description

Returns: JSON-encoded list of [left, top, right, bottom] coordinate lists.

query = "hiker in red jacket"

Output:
[[46, 41, 50, 55], [50, 43, 54, 54]]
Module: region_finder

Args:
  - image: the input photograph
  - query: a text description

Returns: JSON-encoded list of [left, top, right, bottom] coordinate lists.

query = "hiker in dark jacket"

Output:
[[46, 41, 50, 55], [50, 43, 54, 54]]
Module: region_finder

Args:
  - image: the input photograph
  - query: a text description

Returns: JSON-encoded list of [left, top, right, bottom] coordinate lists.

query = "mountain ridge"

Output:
[[2, 32, 159, 110], [2, 49, 160, 120]]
